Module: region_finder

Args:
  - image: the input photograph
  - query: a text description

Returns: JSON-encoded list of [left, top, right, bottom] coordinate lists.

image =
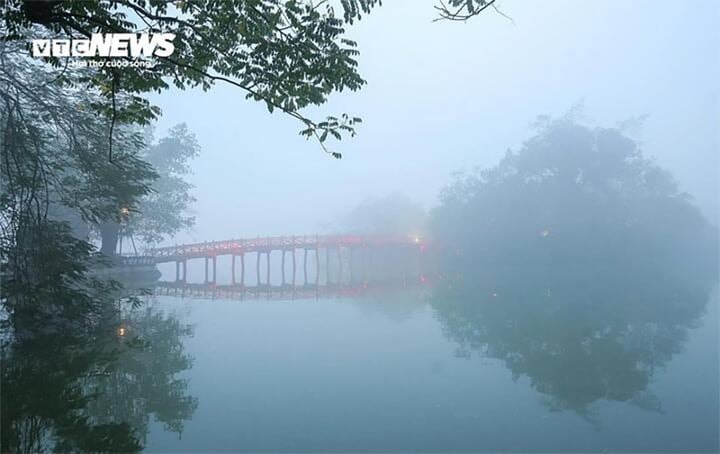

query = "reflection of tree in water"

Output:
[[1, 302, 197, 452], [432, 267, 714, 417], [85, 305, 198, 442]]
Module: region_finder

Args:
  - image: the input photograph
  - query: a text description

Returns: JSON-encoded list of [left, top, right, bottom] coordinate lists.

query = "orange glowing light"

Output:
[[117, 327, 126, 337]]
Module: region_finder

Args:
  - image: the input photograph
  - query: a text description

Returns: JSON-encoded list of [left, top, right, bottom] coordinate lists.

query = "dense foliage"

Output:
[[2, 0, 382, 157], [0, 39, 156, 326]]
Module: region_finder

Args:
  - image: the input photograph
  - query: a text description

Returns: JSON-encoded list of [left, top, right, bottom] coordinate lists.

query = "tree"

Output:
[[0, 39, 158, 325], [95, 123, 201, 254], [3, 0, 377, 157], [431, 115, 717, 281], [128, 124, 200, 246], [0, 39, 158, 255]]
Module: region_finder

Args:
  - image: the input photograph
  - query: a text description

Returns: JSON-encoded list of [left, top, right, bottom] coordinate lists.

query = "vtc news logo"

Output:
[[31, 33, 176, 58]]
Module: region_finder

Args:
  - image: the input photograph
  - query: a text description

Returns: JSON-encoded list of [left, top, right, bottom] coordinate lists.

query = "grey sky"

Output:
[[151, 0, 719, 244]]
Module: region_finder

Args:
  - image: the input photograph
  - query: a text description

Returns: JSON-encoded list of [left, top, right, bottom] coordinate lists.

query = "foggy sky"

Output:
[[151, 0, 719, 245]]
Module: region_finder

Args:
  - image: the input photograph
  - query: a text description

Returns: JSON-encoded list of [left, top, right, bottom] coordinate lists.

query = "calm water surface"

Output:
[[141, 286, 719, 452]]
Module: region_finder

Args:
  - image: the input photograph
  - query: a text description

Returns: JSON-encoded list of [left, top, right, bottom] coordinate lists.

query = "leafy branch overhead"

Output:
[[4, 0, 498, 159], [300, 113, 362, 159], [5, 0, 383, 157]]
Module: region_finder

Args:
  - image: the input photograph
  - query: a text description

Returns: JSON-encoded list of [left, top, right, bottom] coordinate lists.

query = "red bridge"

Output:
[[148, 234, 428, 286]]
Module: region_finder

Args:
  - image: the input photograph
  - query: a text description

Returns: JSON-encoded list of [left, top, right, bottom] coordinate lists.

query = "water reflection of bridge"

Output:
[[149, 234, 429, 286], [154, 279, 431, 302]]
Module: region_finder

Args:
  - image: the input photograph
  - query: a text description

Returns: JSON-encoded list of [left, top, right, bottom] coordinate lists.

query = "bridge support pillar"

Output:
[[292, 248, 296, 286], [212, 256, 217, 284], [303, 248, 308, 285], [281, 249, 286, 285], [266, 251, 270, 287], [231, 254, 236, 285], [175, 261, 180, 282], [240, 253, 245, 286], [182, 260, 187, 283], [315, 248, 320, 285], [204, 257, 209, 284], [256, 251, 261, 286]]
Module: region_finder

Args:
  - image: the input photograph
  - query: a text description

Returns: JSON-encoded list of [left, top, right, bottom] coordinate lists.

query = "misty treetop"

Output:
[[430, 115, 718, 281]]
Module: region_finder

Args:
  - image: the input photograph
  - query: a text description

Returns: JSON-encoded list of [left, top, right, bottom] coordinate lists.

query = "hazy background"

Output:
[[151, 0, 719, 245]]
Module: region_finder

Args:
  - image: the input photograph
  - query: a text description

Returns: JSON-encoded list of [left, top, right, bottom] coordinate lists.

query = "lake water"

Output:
[[137, 285, 719, 453]]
